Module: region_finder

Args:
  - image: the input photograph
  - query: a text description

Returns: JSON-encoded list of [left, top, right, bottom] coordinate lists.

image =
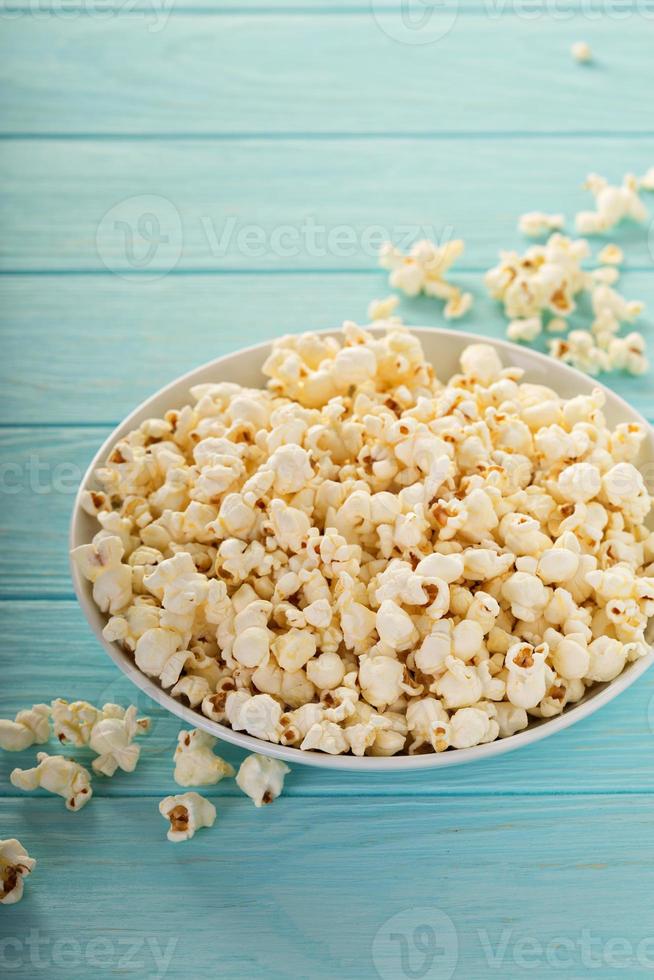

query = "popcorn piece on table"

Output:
[[159, 792, 216, 842], [379, 238, 472, 316], [89, 705, 143, 777], [51, 699, 150, 775], [507, 317, 542, 343], [10, 753, 92, 811], [598, 244, 623, 266], [235, 753, 290, 806], [0, 704, 50, 752], [0, 839, 36, 905], [639, 167, 654, 192], [575, 172, 648, 236], [486, 230, 647, 372], [518, 212, 564, 237], [571, 41, 592, 63], [173, 728, 235, 786], [367, 295, 399, 321]]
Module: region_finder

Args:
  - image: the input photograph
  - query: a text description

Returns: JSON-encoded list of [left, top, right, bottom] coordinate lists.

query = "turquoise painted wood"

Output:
[[1, 273, 653, 425], [1, 13, 653, 135], [1, 5, 654, 978], [2, 138, 654, 271]]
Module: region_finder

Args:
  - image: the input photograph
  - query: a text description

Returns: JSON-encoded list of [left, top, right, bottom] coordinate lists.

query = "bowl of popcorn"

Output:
[[69, 323, 654, 770]]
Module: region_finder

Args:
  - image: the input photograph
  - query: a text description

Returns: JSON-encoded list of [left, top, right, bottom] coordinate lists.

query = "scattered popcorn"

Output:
[[50, 699, 150, 777], [235, 753, 290, 806], [0, 839, 36, 905], [0, 704, 50, 752], [486, 231, 647, 374], [507, 317, 542, 343], [367, 295, 399, 321], [444, 291, 473, 321], [73, 325, 654, 756], [575, 172, 648, 236], [173, 728, 235, 786], [159, 792, 216, 842], [11, 753, 92, 811], [639, 167, 654, 192], [89, 705, 143, 777], [518, 212, 564, 237], [598, 244, 623, 266], [379, 239, 472, 317], [546, 317, 568, 334], [571, 41, 592, 63]]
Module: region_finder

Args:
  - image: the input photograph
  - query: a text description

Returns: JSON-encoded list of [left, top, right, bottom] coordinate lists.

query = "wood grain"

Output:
[[2, 601, 654, 798], [2, 14, 653, 135], [2, 795, 654, 978], [1, 273, 652, 425], [2, 138, 654, 271], [2, 6, 654, 974]]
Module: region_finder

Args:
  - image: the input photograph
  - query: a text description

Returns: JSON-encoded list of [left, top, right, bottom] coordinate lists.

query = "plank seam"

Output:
[[2, 789, 654, 798], [2, 267, 654, 276], [3, 4, 654, 14], [3, 131, 654, 141]]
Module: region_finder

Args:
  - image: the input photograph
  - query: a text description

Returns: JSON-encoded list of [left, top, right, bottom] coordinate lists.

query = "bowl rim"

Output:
[[69, 325, 654, 771]]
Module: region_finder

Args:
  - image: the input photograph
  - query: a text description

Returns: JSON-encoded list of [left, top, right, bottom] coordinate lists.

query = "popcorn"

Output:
[[449, 707, 499, 749], [585, 636, 628, 682], [51, 698, 149, 750], [639, 167, 654, 192], [301, 720, 350, 754], [575, 172, 648, 236], [405, 698, 446, 750], [598, 244, 623, 266], [571, 40, 592, 63], [71, 534, 132, 614], [368, 295, 399, 321], [505, 642, 549, 709], [485, 229, 647, 374], [444, 291, 473, 320], [11, 753, 92, 811], [226, 692, 283, 743], [306, 651, 345, 690], [0, 839, 36, 905], [435, 656, 483, 709], [518, 212, 564, 237], [235, 753, 290, 806], [159, 792, 216, 842], [375, 600, 417, 651], [379, 238, 471, 317], [358, 654, 406, 710], [174, 729, 234, 786], [493, 703, 529, 738], [507, 317, 542, 343], [0, 704, 50, 751], [73, 325, 654, 757], [89, 705, 143, 777], [502, 573, 549, 623]]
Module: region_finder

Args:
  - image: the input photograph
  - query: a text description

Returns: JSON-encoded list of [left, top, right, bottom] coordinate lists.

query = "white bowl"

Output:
[[70, 327, 654, 771]]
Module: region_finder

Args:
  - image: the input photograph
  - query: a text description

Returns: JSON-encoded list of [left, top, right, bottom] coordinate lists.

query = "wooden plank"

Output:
[[1, 795, 654, 978], [0, 428, 108, 596], [1, 600, 654, 796], [1, 272, 653, 425], [1, 13, 654, 135], [1, 138, 654, 272]]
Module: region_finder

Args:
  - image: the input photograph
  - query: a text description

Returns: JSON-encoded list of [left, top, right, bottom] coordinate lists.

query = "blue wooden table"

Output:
[[1, 4, 654, 977]]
